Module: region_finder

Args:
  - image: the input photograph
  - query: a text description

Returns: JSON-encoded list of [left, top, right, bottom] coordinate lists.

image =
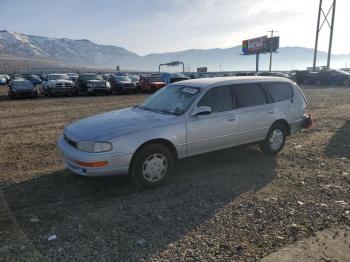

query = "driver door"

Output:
[[186, 85, 238, 156]]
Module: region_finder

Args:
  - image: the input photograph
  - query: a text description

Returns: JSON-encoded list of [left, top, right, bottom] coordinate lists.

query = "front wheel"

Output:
[[130, 144, 174, 188], [259, 124, 287, 155]]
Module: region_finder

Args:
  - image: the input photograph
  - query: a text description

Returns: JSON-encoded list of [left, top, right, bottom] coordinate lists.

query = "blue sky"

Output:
[[0, 0, 349, 55]]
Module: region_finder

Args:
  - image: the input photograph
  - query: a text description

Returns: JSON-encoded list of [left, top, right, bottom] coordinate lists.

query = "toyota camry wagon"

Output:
[[58, 77, 312, 188]]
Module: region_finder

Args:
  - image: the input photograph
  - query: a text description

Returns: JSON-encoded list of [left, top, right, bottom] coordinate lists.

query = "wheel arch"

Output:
[[129, 138, 179, 171], [271, 119, 291, 136]]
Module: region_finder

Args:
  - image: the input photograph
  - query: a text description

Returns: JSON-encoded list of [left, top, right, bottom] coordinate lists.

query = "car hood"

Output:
[[118, 81, 133, 84], [12, 85, 32, 90], [87, 80, 106, 83], [48, 80, 73, 84], [64, 107, 178, 141]]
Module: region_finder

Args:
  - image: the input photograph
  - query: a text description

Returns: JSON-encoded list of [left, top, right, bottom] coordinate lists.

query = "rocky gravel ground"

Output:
[[0, 86, 350, 261]]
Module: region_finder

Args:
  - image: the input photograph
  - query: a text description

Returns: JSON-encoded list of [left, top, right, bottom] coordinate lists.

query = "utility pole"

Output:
[[327, 0, 336, 69], [256, 53, 259, 73], [313, 0, 337, 71], [267, 30, 278, 72]]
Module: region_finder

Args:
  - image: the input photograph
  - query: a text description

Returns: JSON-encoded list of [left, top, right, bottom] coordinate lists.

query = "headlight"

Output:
[[76, 141, 112, 153], [106, 82, 111, 88]]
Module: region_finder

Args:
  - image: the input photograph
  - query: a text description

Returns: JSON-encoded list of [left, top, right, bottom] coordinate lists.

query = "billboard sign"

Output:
[[266, 36, 280, 52], [242, 36, 267, 55], [242, 36, 279, 55], [197, 67, 208, 73]]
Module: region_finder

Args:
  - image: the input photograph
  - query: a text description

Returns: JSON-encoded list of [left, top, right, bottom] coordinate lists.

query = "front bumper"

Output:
[[50, 88, 75, 94], [10, 90, 36, 97], [87, 87, 110, 93], [58, 136, 132, 177]]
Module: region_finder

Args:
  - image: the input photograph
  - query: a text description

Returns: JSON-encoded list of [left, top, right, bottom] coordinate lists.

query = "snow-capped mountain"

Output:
[[0, 30, 349, 71], [0, 30, 141, 68]]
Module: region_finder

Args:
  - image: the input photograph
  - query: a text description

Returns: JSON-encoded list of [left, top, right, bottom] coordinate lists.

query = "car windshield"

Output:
[[115, 76, 131, 82], [80, 74, 102, 81], [138, 85, 200, 116], [12, 80, 32, 87], [48, 74, 68, 80], [130, 76, 140, 81]]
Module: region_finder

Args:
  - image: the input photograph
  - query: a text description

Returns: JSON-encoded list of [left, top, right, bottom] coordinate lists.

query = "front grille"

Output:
[[93, 82, 106, 88], [64, 134, 77, 148], [122, 83, 134, 88], [55, 83, 63, 88], [65, 83, 73, 88]]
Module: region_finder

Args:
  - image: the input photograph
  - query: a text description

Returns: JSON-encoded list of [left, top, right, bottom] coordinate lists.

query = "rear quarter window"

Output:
[[266, 82, 293, 102]]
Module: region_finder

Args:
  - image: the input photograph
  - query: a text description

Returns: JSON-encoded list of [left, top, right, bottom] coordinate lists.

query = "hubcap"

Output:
[[142, 153, 168, 182], [269, 129, 284, 151]]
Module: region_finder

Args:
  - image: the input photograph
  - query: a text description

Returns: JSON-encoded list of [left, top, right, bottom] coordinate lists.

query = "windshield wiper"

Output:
[[137, 106, 175, 116]]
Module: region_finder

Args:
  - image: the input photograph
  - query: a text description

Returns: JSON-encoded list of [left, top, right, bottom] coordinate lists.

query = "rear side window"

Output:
[[198, 85, 234, 113], [267, 83, 293, 102], [234, 84, 267, 108]]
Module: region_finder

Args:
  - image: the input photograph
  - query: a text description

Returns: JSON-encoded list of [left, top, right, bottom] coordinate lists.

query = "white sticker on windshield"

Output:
[[182, 87, 198, 94]]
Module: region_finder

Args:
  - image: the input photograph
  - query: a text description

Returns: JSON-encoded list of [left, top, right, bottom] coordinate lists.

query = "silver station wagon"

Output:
[[58, 77, 312, 188]]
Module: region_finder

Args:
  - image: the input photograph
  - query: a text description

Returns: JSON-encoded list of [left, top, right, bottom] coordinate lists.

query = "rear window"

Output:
[[267, 82, 293, 102], [234, 84, 267, 108]]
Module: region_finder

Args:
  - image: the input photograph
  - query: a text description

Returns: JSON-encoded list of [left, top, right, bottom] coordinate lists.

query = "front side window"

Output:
[[234, 84, 267, 108], [197, 86, 234, 113], [266, 82, 293, 102]]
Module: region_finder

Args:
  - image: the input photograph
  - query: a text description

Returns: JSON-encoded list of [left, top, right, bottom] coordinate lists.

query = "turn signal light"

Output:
[[75, 161, 108, 167]]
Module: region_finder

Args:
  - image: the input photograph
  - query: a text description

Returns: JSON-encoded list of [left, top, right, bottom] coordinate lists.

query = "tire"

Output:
[[130, 144, 174, 189], [259, 123, 287, 155]]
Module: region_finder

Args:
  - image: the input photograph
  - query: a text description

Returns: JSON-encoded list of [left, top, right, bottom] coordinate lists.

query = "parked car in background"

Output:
[[317, 69, 350, 86], [258, 72, 291, 79], [139, 73, 166, 92], [295, 70, 319, 85], [8, 79, 38, 98], [129, 75, 141, 88], [235, 72, 258, 76], [160, 73, 190, 84], [76, 73, 111, 95], [58, 76, 311, 188], [0, 75, 7, 85], [108, 75, 137, 94], [22, 74, 42, 86], [42, 73, 76, 97], [67, 73, 79, 82], [40, 74, 48, 81]]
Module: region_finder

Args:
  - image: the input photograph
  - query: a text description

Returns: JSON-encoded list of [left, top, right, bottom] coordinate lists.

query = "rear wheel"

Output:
[[130, 144, 174, 188], [259, 123, 287, 155]]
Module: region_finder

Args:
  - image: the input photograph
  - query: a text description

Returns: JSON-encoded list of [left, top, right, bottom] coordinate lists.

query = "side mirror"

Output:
[[192, 106, 212, 116]]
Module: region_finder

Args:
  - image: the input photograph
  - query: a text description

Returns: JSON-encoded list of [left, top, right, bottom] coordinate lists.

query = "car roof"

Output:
[[169, 76, 294, 89]]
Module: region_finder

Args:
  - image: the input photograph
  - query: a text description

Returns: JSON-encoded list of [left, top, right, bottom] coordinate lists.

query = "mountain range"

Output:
[[0, 30, 349, 72]]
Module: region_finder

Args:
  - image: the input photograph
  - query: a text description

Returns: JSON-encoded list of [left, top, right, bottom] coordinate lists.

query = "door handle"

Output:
[[227, 118, 236, 122], [268, 111, 274, 114]]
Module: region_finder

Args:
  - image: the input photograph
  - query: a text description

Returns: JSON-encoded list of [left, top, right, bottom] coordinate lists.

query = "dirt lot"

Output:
[[0, 86, 350, 261]]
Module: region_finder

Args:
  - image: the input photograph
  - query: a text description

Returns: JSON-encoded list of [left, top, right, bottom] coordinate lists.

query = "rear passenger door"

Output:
[[186, 85, 238, 156], [233, 83, 274, 144]]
